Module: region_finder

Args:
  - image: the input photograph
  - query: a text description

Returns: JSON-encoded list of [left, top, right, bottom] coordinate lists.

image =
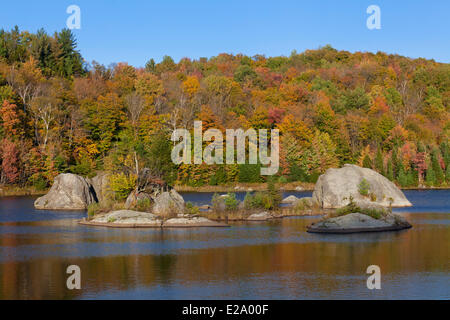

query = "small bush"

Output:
[[278, 176, 288, 184], [185, 201, 200, 215], [358, 178, 370, 196], [224, 193, 239, 211], [109, 173, 137, 200], [136, 198, 152, 212], [335, 196, 386, 220], [294, 199, 308, 211], [87, 203, 100, 218], [211, 193, 223, 211]]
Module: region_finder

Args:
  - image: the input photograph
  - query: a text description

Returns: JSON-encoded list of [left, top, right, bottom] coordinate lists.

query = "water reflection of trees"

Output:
[[0, 217, 448, 299]]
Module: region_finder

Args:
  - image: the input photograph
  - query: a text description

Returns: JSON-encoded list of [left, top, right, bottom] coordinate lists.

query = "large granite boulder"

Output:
[[312, 164, 412, 209], [34, 173, 97, 210], [307, 212, 412, 234], [152, 189, 185, 218]]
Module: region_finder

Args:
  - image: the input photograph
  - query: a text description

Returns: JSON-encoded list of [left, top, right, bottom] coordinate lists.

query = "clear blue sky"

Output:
[[1, 0, 449, 66]]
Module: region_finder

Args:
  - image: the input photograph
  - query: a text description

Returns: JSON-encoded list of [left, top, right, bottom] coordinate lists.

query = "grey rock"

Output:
[[164, 216, 221, 227], [247, 211, 273, 221], [307, 212, 412, 233], [312, 164, 412, 209], [152, 189, 185, 218], [34, 173, 97, 210], [282, 195, 299, 203], [91, 210, 162, 226], [89, 172, 111, 204]]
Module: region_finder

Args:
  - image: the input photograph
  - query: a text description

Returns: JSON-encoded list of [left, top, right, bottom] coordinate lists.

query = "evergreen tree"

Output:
[[431, 148, 444, 184], [398, 167, 408, 187], [386, 158, 394, 181], [375, 148, 384, 175], [391, 148, 400, 178], [362, 154, 372, 168], [446, 164, 450, 183], [426, 166, 436, 186]]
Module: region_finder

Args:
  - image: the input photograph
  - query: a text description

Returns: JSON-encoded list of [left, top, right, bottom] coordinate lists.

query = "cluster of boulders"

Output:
[[307, 164, 412, 233], [35, 164, 413, 233], [34, 168, 229, 227]]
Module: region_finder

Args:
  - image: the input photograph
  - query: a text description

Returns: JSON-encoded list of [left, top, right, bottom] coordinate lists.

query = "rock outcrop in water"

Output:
[[81, 210, 228, 228], [312, 164, 412, 209], [307, 212, 412, 234], [34, 173, 97, 210]]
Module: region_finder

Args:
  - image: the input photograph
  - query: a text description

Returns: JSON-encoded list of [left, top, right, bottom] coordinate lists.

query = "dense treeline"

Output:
[[0, 27, 449, 193]]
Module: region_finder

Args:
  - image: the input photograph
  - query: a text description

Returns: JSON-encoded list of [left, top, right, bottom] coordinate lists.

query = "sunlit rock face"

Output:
[[312, 164, 412, 209], [34, 173, 97, 210]]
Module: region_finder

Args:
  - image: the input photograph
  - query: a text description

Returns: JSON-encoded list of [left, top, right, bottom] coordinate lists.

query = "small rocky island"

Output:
[[34, 164, 413, 232], [34, 170, 227, 228], [307, 164, 413, 234]]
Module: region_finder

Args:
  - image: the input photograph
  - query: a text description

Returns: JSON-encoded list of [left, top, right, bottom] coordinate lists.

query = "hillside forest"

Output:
[[0, 27, 449, 197]]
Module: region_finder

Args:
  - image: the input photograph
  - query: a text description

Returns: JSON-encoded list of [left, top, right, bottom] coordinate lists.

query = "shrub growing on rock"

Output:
[[358, 178, 370, 196], [224, 193, 239, 211]]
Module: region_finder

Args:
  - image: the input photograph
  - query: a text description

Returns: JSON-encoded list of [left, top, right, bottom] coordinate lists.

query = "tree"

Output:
[[426, 165, 436, 186], [0, 138, 19, 183], [363, 154, 372, 168], [431, 148, 445, 184], [6, 57, 44, 111], [0, 100, 22, 139], [375, 148, 384, 175], [386, 158, 394, 181]]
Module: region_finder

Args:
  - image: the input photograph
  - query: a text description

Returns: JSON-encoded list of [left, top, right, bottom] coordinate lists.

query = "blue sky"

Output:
[[1, 0, 449, 66]]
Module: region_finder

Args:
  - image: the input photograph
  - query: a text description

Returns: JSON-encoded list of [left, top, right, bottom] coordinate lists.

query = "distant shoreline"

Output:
[[0, 183, 449, 198]]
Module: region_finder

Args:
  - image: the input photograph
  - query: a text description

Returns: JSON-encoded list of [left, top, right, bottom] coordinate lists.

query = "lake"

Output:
[[0, 190, 448, 299]]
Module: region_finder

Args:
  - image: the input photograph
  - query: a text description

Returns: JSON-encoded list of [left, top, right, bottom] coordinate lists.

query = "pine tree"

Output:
[[398, 167, 408, 187], [387, 158, 394, 181], [375, 148, 384, 175], [392, 148, 400, 178], [431, 148, 444, 184], [426, 166, 436, 186], [363, 154, 372, 168]]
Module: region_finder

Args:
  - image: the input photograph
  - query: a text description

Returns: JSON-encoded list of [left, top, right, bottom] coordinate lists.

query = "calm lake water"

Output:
[[0, 190, 448, 300]]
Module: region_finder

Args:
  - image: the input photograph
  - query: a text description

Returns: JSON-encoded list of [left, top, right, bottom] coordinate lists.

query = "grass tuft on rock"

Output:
[[335, 196, 388, 220]]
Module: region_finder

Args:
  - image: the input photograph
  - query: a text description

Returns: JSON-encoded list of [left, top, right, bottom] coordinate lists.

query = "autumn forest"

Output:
[[0, 27, 449, 195]]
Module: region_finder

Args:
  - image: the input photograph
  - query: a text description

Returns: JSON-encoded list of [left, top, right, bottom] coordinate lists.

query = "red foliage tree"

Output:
[[1, 139, 20, 184]]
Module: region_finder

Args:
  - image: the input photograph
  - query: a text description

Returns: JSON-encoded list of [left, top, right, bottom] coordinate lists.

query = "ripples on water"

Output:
[[0, 190, 448, 299]]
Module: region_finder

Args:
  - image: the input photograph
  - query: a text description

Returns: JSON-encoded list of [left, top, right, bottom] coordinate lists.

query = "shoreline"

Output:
[[1, 183, 450, 198]]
